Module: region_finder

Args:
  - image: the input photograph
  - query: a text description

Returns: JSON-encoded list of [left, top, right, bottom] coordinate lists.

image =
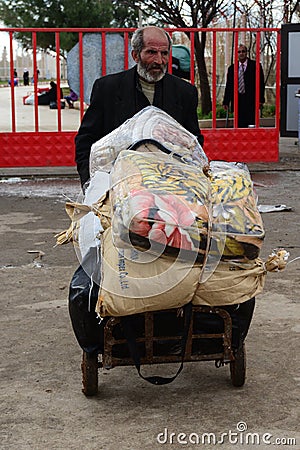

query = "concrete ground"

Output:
[[0, 85, 299, 449], [0, 160, 299, 450]]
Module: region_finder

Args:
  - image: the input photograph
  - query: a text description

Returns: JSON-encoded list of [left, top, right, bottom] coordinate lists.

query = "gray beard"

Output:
[[136, 60, 167, 83]]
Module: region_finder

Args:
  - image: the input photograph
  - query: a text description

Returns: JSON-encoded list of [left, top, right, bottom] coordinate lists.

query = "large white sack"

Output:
[[96, 228, 202, 317]]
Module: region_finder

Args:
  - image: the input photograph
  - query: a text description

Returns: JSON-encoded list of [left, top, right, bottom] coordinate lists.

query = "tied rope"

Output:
[[264, 249, 290, 272]]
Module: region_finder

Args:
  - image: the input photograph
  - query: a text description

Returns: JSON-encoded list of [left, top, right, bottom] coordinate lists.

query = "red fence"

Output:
[[0, 27, 280, 168]]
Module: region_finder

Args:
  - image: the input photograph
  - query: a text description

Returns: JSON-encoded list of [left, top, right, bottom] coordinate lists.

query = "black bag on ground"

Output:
[[38, 92, 50, 105], [68, 246, 105, 354], [50, 100, 65, 109]]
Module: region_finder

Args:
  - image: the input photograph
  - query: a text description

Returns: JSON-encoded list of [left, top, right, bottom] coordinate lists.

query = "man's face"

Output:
[[238, 46, 247, 63], [132, 29, 170, 83]]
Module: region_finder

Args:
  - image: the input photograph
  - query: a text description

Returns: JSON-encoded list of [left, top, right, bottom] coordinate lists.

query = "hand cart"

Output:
[[81, 303, 250, 396]]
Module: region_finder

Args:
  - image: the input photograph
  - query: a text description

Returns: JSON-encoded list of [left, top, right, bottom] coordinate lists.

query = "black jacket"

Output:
[[223, 58, 265, 110], [75, 66, 204, 186]]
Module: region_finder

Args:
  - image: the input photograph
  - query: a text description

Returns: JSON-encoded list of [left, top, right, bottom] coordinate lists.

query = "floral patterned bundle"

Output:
[[110, 151, 265, 260], [110, 150, 210, 260], [209, 161, 265, 259]]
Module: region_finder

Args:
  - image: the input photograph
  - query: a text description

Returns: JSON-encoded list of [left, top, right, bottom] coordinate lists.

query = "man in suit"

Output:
[[75, 26, 204, 188], [223, 44, 265, 128]]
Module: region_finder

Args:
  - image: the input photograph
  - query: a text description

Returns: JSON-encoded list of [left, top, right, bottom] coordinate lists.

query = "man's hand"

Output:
[[223, 104, 228, 110]]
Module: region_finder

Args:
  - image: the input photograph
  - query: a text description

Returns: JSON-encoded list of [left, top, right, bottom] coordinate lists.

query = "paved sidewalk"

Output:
[[0, 165, 78, 178]]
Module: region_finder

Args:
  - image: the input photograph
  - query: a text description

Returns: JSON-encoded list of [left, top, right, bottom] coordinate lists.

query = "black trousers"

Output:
[[238, 93, 255, 128]]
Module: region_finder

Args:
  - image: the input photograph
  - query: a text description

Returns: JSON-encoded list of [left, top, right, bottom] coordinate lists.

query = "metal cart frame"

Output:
[[81, 305, 246, 396]]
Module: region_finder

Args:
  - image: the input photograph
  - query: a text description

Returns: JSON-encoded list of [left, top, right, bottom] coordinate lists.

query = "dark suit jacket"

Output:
[[75, 66, 204, 186], [223, 58, 265, 127]]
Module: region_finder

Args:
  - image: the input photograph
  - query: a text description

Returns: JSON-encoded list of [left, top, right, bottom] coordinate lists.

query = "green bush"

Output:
[[197, 103, 275, 119], [62, 87, 70, 96], [197, 104, 233, 119], [261, 104, 275, 117]]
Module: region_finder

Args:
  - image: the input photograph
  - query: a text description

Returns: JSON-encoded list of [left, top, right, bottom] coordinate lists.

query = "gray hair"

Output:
[[131, 27, 171, 55]]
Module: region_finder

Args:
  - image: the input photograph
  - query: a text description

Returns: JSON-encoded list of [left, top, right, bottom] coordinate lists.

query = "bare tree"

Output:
[[282, 0, 300, 22], [235, 1, 300, 102]]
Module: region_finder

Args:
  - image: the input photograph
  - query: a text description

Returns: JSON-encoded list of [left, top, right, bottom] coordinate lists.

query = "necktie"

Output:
[[238, 63, 245, 94]]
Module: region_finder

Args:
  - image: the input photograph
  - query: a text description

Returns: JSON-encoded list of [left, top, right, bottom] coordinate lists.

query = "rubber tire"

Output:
[[230, 342, 246, 387], [81, 351, 99, 396]]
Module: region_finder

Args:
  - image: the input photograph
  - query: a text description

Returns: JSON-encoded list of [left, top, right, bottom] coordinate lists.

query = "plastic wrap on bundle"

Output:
[[89, 106, 208, 176], [208, 161, 265, 261], [110, 153, 265, 263], [110, 149, 210, 262]]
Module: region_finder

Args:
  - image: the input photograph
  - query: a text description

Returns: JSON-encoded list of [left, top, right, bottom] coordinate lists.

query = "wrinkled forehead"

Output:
[[143, 28, 170, 50]]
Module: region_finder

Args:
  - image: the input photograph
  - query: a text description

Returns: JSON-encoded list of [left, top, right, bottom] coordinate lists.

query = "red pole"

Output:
[[233, 32, 239, 128], [190, 32, 195, 85], [102, 31, 106, 76], [212, 31, 217, 128], [275, 31, 281, 132], [55, 32, 62, 132], [124, 31, 129, 70], [9, 32, 16, 132], [255, 32, 261, 127], [79, 32, 85, 119], [32, 32, 39, 132]]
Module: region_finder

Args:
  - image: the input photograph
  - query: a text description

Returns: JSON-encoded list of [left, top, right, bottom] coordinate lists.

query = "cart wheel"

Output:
[[81, 351, 99, 396], [230, 342, 246, 387]]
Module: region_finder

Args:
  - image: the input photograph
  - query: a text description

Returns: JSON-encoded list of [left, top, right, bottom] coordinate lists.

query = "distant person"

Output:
[[64, 89, 78, 108], [48, 81, 63, 103], [23, 68, 30, 86], [33, 68, 40, 85], [223, 44, 265, 128], [9, 68, 18, 86], [38, 81, 63, 105]]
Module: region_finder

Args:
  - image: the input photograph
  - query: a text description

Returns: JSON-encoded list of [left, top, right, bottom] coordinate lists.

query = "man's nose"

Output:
[[154, 52, 164, 64]]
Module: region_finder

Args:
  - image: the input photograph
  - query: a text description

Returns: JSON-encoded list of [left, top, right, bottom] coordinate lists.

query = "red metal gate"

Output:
[[0, 27, 280, 168]]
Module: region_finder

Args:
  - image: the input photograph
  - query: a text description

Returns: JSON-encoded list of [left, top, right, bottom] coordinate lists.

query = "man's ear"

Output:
[[131, 50, 139, 63]]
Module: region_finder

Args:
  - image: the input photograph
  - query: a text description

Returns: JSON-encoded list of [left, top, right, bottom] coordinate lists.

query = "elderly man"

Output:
[[71, 26, 204, 356], [75, 26, 204, 188]]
